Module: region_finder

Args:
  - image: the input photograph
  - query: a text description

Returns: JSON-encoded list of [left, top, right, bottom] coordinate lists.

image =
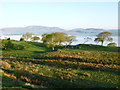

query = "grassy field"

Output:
[[1, 40, 120, 89]]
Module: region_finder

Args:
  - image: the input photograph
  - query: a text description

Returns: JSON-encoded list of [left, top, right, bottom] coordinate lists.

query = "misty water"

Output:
[[1, 34, 119, 47]]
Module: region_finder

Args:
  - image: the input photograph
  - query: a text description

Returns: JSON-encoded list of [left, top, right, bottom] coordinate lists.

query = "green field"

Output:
[[1, 40, 120, 89]]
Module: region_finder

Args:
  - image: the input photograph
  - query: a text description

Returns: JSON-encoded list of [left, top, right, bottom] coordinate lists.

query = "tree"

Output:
[[32, 36, 40, 42], [20, 38, 24, 41], [53, 32, 68, 45], [94, 32, 113, 45], [22, 32, 34, 41], [83, 37, 92, 44], [42, 33, 55, 50], [107, 42, 117, 47], [41, 32, 68, 50], [94, 38, 101, 45], [66, 36, 77, 45]]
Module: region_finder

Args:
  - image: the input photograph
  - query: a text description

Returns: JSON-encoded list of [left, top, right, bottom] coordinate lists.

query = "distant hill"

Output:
[[65, 28, 118, 36], [0, 26, 118, 36], [108, 29, 118, 36], [0, 26, 65, 35], [64, 28, 105, 36]]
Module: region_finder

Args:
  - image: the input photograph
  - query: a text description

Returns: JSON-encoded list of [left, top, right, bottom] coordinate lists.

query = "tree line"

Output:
[[20, 32, 77, 50], [21, 31, 117, 50], [1, 31, 117, 50]]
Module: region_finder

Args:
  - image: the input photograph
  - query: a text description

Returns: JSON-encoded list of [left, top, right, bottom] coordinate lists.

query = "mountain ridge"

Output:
[[0, 26, 118, 36]]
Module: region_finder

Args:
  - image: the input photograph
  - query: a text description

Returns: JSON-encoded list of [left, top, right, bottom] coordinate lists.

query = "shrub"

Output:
[[7, 38, 10, 40], [20, 38, 24, 41], [107, 42, 117, 47]]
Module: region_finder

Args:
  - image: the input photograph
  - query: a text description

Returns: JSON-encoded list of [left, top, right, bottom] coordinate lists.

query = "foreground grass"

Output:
[[1, 41, 120, 88]]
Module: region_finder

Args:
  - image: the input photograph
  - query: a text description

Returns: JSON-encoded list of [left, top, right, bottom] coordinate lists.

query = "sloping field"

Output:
[[1, 41, 120, 89]]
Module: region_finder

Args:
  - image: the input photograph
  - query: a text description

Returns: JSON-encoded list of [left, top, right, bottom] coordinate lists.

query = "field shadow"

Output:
[[75, 48, 120, 52], [26, 42, 53, 54], [32, 51, 51, 54], [26, 42, 45, 47], [21, 59, 120, 76], [2, 73, 25, 88], [32, 54, 119, 65], [3, 57, 119, 76], [69, 44, 120, 52], [2, 68, 118, 88]]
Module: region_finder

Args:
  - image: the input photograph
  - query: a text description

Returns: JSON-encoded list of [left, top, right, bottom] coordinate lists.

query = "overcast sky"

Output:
[[0, 1, 118, 29]]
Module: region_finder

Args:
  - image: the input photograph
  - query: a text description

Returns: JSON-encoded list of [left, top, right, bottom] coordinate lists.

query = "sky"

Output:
[[0, 1, 118, 30]]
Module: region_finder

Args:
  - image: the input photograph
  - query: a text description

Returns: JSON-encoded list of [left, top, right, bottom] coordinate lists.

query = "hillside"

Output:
[[1, 40, 120, 89], [1, 26, 65, 35], [65, 28, 118, 36]]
